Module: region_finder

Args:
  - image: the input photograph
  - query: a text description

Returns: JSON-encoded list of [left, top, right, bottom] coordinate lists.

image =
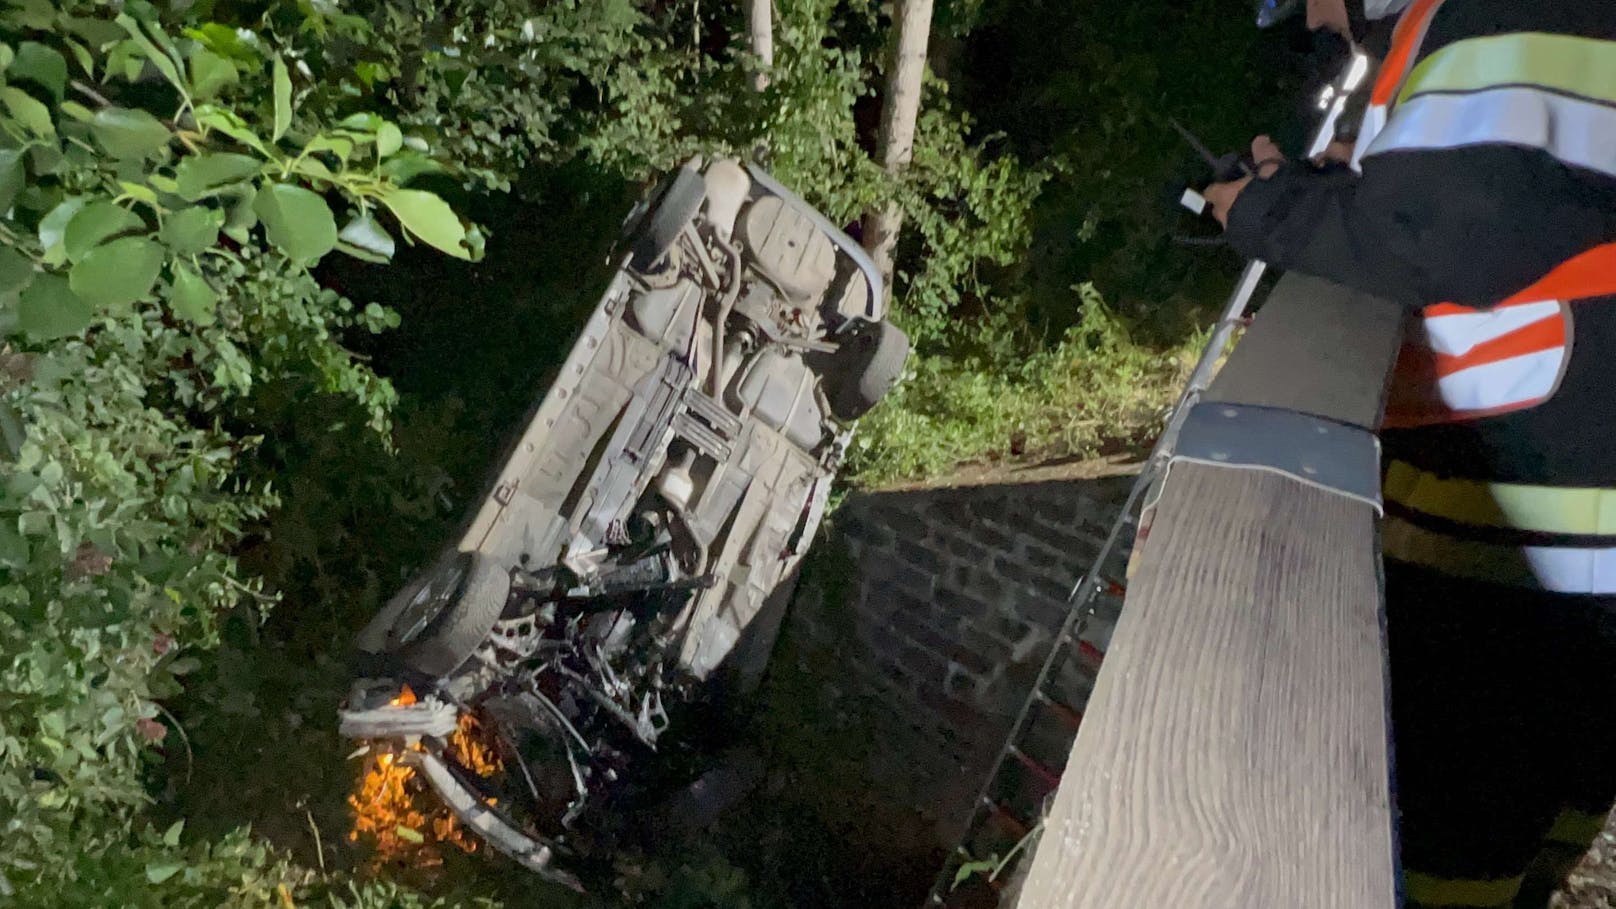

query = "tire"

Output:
[[397, 557, 513, 678], [627, 166, 706, 273], [822, 319, 909, 422]]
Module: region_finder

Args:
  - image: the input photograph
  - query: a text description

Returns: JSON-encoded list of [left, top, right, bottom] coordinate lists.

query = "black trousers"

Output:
[[1385, 560, 1616, 908]]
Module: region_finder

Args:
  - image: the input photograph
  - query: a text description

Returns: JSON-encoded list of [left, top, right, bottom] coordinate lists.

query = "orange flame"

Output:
[[347, 694, 502, 868]]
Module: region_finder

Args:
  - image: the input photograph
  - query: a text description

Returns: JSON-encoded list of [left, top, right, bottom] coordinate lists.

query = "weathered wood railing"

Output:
[[1014, 273, 1406, 908]]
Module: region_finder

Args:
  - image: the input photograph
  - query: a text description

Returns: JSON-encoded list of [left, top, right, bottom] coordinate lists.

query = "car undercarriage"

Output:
[[338, 157, 908, 887]]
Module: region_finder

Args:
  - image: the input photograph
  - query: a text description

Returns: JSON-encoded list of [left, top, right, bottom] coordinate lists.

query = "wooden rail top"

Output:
[[1014, 273, 1406, 909]]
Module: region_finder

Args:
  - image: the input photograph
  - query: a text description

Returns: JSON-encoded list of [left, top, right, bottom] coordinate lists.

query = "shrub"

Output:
[[0, 0, 475, 898], [847, 284, 1199, 485]]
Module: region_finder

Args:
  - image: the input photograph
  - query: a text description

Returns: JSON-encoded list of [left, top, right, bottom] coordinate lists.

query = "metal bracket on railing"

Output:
[[1169, 402, 1383, 513]]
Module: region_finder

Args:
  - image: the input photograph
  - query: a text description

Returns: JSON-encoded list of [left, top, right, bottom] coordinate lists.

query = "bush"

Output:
[[0, 0, 478, 899], [847, 284, 1199, 486]]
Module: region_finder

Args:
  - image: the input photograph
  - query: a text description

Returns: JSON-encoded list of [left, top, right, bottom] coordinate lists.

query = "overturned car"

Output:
[[339, 158, 908, 886]]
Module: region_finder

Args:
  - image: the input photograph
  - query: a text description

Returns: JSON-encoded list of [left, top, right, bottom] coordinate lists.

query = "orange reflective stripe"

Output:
[[1386, 244, 1616, 427], [1370, 0, 1449, 105], [1501, 242, 1616, 305], [1428, 311, 1566, 375], [1422, 301, 1482, 317]]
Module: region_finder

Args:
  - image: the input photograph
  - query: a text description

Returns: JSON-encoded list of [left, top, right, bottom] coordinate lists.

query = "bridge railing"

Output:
[[1013, 273, 1406, 909]]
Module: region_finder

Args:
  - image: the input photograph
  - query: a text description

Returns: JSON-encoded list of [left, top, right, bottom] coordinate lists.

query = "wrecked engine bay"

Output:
[[338, 158, 908, 887]]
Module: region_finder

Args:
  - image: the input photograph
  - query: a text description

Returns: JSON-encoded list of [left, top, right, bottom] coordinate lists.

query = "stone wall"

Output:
[[779, 464, 1138, 843]]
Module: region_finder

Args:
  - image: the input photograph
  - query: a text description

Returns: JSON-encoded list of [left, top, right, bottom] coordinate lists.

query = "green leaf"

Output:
[[184, 24, 261, 64], [376, 188, 476, 261], [4, 0, 52, 29], [118, 181, 158, 206], [70, 236, 163, 308], [168, 265, 217, 325], [38, 197, 86, 265], [64, 202, 144, 263], [354, 61, 391, 88], [334, 242, 389, 265], [10, 42, 66, 100], [145, 862, 182, 885], [302, 134, 354, 163], [271, 55, 291, 142], [379, 150, 449, 185], [338, 212, 395, 263], [192, 105, 267, 155], [2, 87, 54, 138], [115, 13, 185, 93], [105, 40, 144, 83], [25, 144, 61, 179], [954, 856, 998, 887], [58, 100, 94, 123], [463, 223, 487, 261], [253, 183, 335, 264], [0, 149, 20, 213], [285, 156, 337, 183], [375, 122, 402, 158], [174, 152, 261, 200], [162, 820, 184, 847], [336, 112, 380, 133], [394, 825, 424, 844], [60, 15, 126, 48], [62, 38, 94, 78], [222, 189, 256, 243], [0, 44, 13, 75], [167, 656, 202, 675], [18, 275, 92, 339], [159, 206, 222, 255], [188, 49, 237, 101], [0, 522, 28, 567], [92, 107, 172, 159], [0, 247, 34, 295]]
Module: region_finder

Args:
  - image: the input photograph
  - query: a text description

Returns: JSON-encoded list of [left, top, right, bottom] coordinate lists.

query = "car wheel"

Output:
[[822, 319, 909, 422], [396, 556, 513, 678], [628, 166, 707, 273]]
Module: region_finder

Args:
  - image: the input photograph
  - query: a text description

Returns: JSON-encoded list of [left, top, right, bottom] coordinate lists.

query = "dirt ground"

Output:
[[1554, 818, 1616, 908]]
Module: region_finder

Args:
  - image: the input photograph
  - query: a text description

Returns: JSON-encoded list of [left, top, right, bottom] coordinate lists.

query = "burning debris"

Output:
[[347, 689, 501, 868]]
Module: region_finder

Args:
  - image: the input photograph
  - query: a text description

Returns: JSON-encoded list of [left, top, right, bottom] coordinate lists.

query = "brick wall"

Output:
[[779, 465, 1138, 843]]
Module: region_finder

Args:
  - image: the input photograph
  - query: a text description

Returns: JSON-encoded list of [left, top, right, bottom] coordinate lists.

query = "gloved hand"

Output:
[[1205, 136, 1286, 226]]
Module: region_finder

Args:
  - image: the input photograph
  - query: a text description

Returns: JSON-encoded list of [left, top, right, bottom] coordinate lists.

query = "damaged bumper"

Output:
[[338, 681, 583, 891]]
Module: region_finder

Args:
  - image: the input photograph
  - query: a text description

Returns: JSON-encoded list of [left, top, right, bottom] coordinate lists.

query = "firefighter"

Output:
[[1206, 1, 1616, 907]]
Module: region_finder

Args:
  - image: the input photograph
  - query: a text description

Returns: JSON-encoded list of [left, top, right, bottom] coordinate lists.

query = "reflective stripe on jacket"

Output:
[[1351, 0, 1616, 427], [1383, 243, 1616, 428], [1349, 0, 1445, 170]]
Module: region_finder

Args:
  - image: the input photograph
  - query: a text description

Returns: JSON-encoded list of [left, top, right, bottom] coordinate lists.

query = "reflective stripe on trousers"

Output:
[[1384, 461, 1616, 535], [1382, 461, 1616, 594], [1402, 810, 1610, 907], [1405, 871, 1522, 908]]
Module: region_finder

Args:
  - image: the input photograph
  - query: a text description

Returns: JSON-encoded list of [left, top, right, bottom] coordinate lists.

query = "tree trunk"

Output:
[[747, 0, 773, 91], [862, 0, 934, 298]]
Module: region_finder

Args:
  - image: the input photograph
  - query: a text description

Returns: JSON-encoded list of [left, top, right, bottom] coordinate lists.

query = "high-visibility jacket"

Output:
[[1225, 0, 1616, 593], [1358, 0, 1616, 427]]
